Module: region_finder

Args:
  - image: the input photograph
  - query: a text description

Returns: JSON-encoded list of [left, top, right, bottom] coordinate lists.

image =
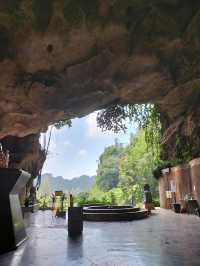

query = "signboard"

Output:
[[161, 168, 170, 175], [55, 191, 63, 196], [166, 190, 172, 199], [170, 181, 176, 193]]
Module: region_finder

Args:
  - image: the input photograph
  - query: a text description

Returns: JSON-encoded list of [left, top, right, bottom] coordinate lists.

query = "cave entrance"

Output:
[[0, 0, 200, 263], [0, 96, 198, 265], [38, 108, 158, 212], [1, 110, 200, 266], [17, 104, 157, 217]]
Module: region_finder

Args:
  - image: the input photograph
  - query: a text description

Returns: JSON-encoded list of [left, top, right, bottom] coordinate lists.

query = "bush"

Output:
[[76, 190, 112, 207], [38, 195, 49, 209], [152, 197, 160, 207], [76, 197, 110, 207]]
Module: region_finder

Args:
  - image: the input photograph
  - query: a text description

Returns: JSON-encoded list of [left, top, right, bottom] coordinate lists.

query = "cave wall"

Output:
[[0, 1, 200, 169], [1, 134, 45, 178]]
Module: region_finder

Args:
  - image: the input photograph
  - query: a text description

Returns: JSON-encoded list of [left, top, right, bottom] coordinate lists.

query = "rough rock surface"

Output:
[[0, 0, 200, 173]]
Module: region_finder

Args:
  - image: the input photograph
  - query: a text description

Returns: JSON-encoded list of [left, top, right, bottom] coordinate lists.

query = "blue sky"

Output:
[[41, 112, 137, 179]]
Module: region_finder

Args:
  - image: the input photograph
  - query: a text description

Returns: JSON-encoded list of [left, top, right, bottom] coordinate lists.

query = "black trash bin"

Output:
[[68, 207, 83, 237], [173, 203, 181, 213]]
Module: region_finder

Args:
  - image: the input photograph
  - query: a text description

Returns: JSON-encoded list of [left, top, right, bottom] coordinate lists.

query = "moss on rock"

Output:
[[32, 0, 54, 32], [63, 0, 99, 26], [185, 9, 200, 43], [5, 0, 22, 14], [0, 0, 25, 30], [0, 25, 14, 61]]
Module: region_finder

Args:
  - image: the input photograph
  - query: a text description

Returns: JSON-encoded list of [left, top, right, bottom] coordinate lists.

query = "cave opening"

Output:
[[1, 105, 200, 265], [0, 104, 160, 211], [0, 0, 200, 264]]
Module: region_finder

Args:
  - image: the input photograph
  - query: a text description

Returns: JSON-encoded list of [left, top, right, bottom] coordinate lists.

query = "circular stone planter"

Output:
[[83, 205, 148, 221]]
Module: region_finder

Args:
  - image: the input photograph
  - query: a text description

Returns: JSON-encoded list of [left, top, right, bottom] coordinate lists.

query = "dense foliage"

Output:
[[95, 140, 124, 191], [118, 130, 159, 204], [97, 104, 161, 163], [77, 129, 159, 207], [40, 104, 161, 207], [54, 119, 72, 129], [38, 128, 160, 207]]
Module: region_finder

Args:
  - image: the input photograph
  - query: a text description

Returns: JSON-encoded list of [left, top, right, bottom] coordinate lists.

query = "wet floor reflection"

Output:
[[0, 210, 200, 266], [67, 235, 84, 260]]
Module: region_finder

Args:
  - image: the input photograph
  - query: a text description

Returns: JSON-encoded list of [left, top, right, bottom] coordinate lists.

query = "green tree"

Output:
[[95, 141, 124, 191], [119, 130, 159, 204], [97, 104, 161, 162], [54, 119, 72, 129]]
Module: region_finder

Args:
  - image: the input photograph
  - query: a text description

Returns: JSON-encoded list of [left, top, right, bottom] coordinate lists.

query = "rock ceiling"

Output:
[[0, 0, 200, 170]]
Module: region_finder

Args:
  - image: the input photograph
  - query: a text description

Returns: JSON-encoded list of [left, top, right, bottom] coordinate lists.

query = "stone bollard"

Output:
[[68, 207, 83, 237]]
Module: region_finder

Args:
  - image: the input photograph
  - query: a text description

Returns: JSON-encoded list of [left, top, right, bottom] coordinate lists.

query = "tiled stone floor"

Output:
[[0, 209, 200, 266]]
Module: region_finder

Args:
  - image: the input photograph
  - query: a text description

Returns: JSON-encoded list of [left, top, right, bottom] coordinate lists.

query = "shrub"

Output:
[[152, 197, 160, 207]]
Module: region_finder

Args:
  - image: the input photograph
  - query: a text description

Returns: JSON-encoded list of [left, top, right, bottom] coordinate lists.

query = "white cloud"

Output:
[[78, 149, 87, 157], [49, 138, 57, 151], [64, 140, 72, 148], [86, 112, 113, 138]]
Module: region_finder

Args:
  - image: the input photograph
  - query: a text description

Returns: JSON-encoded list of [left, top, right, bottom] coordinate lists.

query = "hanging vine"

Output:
[[97, 104, 161, 161]]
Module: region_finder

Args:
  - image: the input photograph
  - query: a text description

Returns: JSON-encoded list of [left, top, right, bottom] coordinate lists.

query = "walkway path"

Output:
[[0, 209, 200, 266]]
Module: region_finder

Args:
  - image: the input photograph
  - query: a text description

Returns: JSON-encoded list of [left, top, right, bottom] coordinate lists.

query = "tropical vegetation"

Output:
[[76, 129, 160, 207], [38, 104, 161, 208]]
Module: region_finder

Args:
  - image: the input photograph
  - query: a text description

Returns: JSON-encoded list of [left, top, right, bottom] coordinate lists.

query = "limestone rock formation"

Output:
[[0, 0, 200, 175]]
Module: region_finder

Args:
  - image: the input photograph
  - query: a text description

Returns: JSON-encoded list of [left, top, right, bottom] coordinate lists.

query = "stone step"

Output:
[[83, 207, 140, 214], [83, 210, 148, 222]]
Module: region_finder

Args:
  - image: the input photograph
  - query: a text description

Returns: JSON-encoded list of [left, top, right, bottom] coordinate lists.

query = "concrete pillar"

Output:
[[189, 158, 200, 204], [159, 164, 191, 209], [171, 165, 191, 203], [159, 171, 175, 209], [159, 175, 169, 208]]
